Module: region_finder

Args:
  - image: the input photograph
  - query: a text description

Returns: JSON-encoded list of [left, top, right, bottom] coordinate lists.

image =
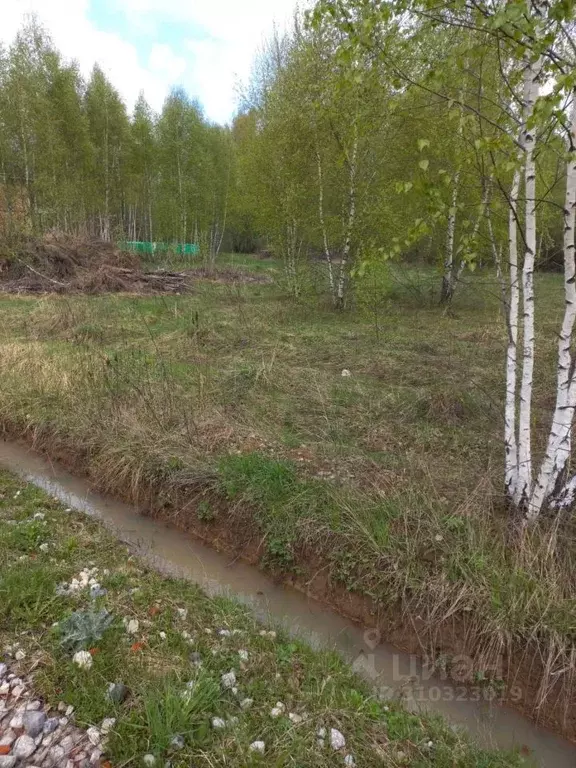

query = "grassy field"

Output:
[[0, 469, 522, 766], [0, 256, 573, 733]]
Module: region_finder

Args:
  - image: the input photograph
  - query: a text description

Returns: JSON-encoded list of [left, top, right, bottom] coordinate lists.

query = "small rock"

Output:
[[43, 718, 59, 735], [73, 651, 93, 670], [218, 629, 231, 637], [89, 748, 102, 764], [240, 698, 253, 710], [211, 717, 226, 729], [14, 650, 26, 661], [221, 670, 236, 689], [0, 757, 17, 768], [238, 649, 249, 661], [0, 730, 16, 746], [249, 741, 265, 754], [57, 702, 67, 713], [23, 711, 46, 738], [48, 744, 65, 765], [170, 734, 185, 751], [13, 734, 37, 759], [143, 756, 156, 767], [189, 651, 202, 665], [9, 714, 23, 729], [344, 755, 356, 767], [176, 608, 187, 620], [60, 735, 75, 754], [11, 686, 25, 699], [0, 664, 7, 680], [86, 727, 101, 746], [159, 632, 166, 641], [330, 728, 346, 751], [107, 682, 129, 703], [59, 717, 69, 727], [317, 728, 327, 738], [124, 618, 139, 635], [288, 712, 303, 724], [100, 717, 116, 734], [270, 701, 285, 718], [341, 369, 352, 377], [25, 700, 42, 711], [39, 543, 49, 553], [33, 513, 45, 520], [0, 683, 9, 696]]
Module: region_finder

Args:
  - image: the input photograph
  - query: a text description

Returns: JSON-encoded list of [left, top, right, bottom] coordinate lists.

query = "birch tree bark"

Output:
[[336, 123, 358, 309], [516, 45, 543, 506], [528, 91, 576, 518]]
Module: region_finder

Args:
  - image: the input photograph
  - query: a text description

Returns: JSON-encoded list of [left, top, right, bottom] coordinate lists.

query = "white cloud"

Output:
[[0, 0, 303, 123]]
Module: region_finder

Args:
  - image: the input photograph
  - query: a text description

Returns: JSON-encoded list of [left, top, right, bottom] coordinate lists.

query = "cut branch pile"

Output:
[[0, 233, 193, 295]]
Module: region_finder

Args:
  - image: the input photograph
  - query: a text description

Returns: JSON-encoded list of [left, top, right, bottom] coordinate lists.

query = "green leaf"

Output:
[[418, 159, 429, 172], [418, 139, 430, 152]]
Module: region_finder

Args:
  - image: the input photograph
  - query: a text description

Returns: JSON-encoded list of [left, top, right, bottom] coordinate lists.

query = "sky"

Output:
[[1, 0, 301, 124]]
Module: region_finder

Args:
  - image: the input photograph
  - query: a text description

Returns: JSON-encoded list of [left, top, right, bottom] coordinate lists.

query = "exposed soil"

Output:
[[2, 420, 575, 746], [0, 234, 193, 295]]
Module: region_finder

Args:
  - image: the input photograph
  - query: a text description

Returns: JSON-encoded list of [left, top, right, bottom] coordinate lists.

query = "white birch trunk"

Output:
[[516, 49, 542, 506], [336, 124, 358, 309], [528, 92, 576, 519], [316, 145, 335, 300], [506, 170, 521, 502], [441, 169, 460, 302]]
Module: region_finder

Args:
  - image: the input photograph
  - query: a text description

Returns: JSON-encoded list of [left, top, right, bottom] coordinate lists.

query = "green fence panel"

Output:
[[120, 241, 200, 256]]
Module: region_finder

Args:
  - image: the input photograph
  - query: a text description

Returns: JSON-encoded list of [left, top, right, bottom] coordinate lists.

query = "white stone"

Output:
[[65, 705, 74, 717], [87, 727, 101, 746], [341, 369, 352, 377], [238, 649, 249, 661], [13, 734, 36, 759], [158, 632, 166, 641], [270, 702, 285, 718], [288, 712, 303, 724], [0, 663, 7, 679], [249, 741, 265, 754], [218, 629, 231, 637], [221, 670, 236, 689], [344, 755, 356, 767], [14, 650, 26, 661], [25, 700, 42, 711], [11, 685, 25, 698], [39, 543, 49, 552], [101, 717, 116, 734], [9, 714, 23, 729], [73, 651, 93, 670], [176, 608, 188, 620], [143, 755, 156, 767], [124, 618, 139, 635], [240, 698, 253, 710], [330, 728, 346, 751], [211, 717, 226, 729]]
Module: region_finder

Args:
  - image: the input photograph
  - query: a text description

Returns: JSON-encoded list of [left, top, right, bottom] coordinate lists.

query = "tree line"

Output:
[[0, 20, 233, 258]]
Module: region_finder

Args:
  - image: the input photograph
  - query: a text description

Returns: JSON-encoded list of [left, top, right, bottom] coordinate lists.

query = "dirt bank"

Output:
[[2, 420, 575, 746]]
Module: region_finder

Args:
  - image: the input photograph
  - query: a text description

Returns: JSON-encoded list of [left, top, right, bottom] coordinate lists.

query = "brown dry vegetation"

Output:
[[0, 257, 574, 740]]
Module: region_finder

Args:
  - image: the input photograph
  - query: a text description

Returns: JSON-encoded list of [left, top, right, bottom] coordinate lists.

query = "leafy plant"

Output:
[[58, 608, 114, 652]]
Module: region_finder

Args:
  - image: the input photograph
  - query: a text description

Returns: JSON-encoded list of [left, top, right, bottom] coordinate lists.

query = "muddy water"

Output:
[[0, 441, 574, 767]]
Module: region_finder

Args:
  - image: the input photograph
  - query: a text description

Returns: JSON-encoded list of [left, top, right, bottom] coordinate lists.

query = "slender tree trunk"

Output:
[[315, 142, 335, 300], [440, 169, 461, 302], [336, 124, 358, 310], [528, 92, 576, 518], [516, 49, 542, 507], [505, 170, 521, 502], [440, 96, 465, 303]]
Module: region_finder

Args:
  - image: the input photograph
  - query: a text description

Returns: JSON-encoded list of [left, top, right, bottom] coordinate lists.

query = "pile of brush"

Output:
[[0, 233, 192, 295]]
